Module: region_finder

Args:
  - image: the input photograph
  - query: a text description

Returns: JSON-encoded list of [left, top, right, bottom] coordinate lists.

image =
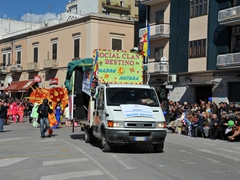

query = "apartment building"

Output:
[[0, 14, 136, 98], [66, 0, 139, 19], [139, 0, 170, 101], [141, 0, 240, 104]]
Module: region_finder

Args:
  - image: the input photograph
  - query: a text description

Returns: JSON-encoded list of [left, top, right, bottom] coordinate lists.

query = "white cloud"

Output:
[[21, 12, 57, 23]]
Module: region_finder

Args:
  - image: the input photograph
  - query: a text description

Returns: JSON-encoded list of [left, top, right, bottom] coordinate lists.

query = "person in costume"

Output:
[[48, 101, 57, 134], [11, 102, 19, 123], [53, 101, 62, 129], [31, 102, 39, 128], [18, 103, 25, 123]]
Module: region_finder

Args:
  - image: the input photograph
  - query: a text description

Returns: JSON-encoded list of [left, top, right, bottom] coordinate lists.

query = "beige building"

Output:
[[0, 14, 136, 98]]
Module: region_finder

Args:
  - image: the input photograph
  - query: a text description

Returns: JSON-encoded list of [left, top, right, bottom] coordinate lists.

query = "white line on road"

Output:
[[179, 150, 193, 154], [59, 138, 119, 180], [0, 158, 29, 168], [218, 148, 240, 155], [0, 137, 30, 142], [112, 155, 137, 169], [196, 155, 220, 163], [180, 160, 195, 164], [199, 149, 240, 161], [40, 170, 103, 180], [157, 163, 168, 167], [43, 158, 89, 166]]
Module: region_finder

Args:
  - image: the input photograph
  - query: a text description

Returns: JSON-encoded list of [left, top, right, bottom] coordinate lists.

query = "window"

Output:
[[2, 54, 6, 66], [74, 39, 80, 58], [52, 43, 57, 59], [234, 0, 240, 6], [112, 39, 122, 50], [135, 0, 139, 7], [189, 39, 206, 58], [7, 52, 11, 65], [190, 0, 208, 18], [156, 10, 164, 24], [155, 47, 163, 62], [17, 51, 21, 64], [34, 47, 38, 62]]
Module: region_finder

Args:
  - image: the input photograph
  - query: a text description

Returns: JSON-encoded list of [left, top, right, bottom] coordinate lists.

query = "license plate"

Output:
[[134, 137, 147, 141]]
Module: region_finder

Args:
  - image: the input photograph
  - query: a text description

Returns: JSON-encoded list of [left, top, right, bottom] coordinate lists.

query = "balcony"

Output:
[[139, 24, 170, 39], [217, 53, 240, 69], [218, 6, 240, 26], [145, 61, 169, 73], [140, 0, 169, 5], [102, 0, 131, 13], [11, 64, 22, 72], [27, 62, 39, 71], [44, 59, 58, 69], [0, 66, 7, 74]]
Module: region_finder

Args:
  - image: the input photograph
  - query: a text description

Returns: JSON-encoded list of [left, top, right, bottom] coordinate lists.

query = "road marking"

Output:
[[112, 155, 137, 169], [0, 137, 30, 142], [40, 170, 103, 180], [59, 138, 119, 180], [43, 158, 89, 166], [218, 148, 240, 155], [180, 160, 195, 164], [157, 163, 168, 167], [34, 139, 56, 142], [199, 149, 240, 161], [0, 158, 28, 168], [196, 155, 220, 163], [179, 150, 193, 154]]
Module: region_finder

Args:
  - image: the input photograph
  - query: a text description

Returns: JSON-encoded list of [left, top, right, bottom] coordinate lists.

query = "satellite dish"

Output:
[[6, 77, 12, 84], [161, 57, 168, 62]]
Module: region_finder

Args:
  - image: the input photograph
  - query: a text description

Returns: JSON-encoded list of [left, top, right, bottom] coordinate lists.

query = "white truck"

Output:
[[65, 50, 167, 152]]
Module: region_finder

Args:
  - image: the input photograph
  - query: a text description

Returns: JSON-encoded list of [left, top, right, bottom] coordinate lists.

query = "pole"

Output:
[[145, 5, 148, 64]]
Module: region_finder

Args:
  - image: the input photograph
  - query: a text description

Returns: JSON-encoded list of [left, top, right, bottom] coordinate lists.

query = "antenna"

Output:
[[48, 5, 51, 20]]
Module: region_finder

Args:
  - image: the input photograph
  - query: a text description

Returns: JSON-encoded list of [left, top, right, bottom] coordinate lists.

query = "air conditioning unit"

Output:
[[167, 74, 177, 83], [17, 64, 22, 69]]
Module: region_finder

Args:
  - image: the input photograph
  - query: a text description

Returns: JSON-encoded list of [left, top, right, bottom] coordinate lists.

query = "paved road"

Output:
[[1, 119, 240, 180]]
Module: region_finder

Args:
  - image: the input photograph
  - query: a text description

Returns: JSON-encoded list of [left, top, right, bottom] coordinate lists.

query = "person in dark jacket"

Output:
[[0, 100, 8, 132], [37, 99, 53, 138]]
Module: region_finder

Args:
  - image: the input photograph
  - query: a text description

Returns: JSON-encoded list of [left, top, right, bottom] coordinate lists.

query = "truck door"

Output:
[[94, 87, 106, 138]]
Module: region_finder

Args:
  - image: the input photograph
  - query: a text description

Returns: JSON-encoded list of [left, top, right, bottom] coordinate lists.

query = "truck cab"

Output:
[[91, 83, 167, 152]]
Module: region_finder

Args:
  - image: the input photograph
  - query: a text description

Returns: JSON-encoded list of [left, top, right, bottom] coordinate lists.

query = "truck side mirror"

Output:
[[97, 98, 104, 110]]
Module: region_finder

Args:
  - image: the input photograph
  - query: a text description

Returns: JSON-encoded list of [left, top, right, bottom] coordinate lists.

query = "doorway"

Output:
[[195, 86, 212, 104]]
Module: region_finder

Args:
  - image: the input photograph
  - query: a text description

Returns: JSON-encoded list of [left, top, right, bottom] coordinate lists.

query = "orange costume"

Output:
[[18, 104, 25, 123]]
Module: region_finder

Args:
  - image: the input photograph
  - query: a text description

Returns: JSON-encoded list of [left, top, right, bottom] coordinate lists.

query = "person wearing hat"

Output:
[[0, 100, 8, 132], [37, 99, 53, 138]]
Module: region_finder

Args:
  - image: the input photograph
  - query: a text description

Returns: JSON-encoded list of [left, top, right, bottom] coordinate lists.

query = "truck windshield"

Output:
[[106, 88, 159, 107]]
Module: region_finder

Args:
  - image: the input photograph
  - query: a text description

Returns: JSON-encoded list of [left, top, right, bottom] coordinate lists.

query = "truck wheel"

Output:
[[91, 128, 97, 143], [102, 136, 111, 152], [84, 128, 92, 143], [153, 143, 164, 153]]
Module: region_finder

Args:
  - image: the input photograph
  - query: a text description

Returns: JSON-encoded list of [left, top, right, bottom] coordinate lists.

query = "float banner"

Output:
[[82, 71, 91, 96], [120, 104, 155, 118], [68, 95, 74, 119], [95, 50, 143, 84]]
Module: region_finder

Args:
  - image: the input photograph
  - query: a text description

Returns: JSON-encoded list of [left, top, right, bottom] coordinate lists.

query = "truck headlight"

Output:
[[113, 122, 124, 128], [107, 121, 124, 127], [155, 122, 166, 128]]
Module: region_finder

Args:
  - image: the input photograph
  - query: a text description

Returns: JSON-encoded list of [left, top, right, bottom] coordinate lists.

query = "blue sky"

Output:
[[0, 0, 68, 22]]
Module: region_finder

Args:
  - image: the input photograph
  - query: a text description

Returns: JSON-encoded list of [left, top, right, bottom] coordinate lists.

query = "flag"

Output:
[[138, 24, 150, 57]]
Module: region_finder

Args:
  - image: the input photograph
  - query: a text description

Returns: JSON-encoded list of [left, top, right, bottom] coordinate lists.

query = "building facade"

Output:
[[140, 0, 240, 104], [0, 14, 136, 98]]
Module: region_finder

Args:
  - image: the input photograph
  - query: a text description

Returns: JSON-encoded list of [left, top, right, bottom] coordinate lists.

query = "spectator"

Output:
[[0, 100, 8, 132]]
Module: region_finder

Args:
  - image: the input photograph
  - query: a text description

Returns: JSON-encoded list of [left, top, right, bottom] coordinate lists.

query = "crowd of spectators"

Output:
[[166, 100, 240, 142]]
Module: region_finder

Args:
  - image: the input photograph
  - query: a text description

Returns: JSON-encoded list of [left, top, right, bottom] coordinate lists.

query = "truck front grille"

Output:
[[124, 122, 155, 128]]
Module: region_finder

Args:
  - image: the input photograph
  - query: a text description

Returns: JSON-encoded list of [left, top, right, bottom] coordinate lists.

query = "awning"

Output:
[[4, 80, 35, 93]]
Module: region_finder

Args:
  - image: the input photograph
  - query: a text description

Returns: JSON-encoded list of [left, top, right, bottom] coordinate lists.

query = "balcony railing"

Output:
[[11, 64, 22, 71], [0, 66, 7, 74], [217, 53, 240, 69], [144, 62, 169, 73], [44, 59, 58, 69], [27, 62, 39, 71], [218, 6, 240, 25], [102, 0, 131, 11], [139, 24, 170, 38], [140, 0, 169, 5]]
